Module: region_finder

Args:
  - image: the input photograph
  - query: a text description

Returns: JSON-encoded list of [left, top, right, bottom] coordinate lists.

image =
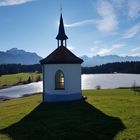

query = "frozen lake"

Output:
[[0, 74, 140, 98]]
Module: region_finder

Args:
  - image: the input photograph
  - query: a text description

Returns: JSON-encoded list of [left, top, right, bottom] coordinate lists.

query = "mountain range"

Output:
[[0, 48, 42, 65], [81, 55, 140, 66], [0, 48, 140, 66]]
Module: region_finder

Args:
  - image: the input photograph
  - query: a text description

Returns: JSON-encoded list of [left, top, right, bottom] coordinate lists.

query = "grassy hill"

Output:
[[0, 73, 41, 89], [0, 89, 140, 140]]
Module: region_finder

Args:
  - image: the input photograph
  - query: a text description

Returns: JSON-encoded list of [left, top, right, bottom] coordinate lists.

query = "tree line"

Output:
[[82, 61, 140, 74], [0, 64, 42, 75], [0, 61, 140, 75]]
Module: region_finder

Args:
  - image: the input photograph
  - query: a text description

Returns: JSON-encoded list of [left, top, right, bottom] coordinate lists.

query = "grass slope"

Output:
[[0, 89, 140, 140], [0, 73, 41, 89]]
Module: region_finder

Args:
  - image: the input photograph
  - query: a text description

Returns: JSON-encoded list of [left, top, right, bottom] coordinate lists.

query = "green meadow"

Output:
[[0, 89, 140, 140], [0, 73, 41, 89]]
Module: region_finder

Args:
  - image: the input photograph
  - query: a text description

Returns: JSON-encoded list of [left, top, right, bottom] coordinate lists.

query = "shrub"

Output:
[[96, 85, 101, 90]]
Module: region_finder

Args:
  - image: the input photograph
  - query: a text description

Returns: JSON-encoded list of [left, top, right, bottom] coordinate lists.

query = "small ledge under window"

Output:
[[55, 88, 65, 90]]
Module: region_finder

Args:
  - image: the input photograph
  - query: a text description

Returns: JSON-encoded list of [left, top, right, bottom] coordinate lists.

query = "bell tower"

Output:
[[56, 14, 68, 47]]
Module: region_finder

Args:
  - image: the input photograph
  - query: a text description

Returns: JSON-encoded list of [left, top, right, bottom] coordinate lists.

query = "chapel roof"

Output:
[[40, 46, 83, 64]]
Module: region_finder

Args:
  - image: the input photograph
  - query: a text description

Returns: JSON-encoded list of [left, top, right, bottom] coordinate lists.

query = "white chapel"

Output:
[[40, 14, 83, 102]]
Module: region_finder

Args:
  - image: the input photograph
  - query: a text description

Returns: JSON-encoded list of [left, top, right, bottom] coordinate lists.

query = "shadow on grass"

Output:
[[0, 100, 125, 140]]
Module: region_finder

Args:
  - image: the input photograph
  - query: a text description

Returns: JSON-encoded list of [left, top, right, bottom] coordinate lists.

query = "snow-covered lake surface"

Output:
[[0, 74, 140, 98]]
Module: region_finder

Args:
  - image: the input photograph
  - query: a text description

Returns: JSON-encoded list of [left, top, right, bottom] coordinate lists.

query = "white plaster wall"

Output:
[[43, 64, 81, 95]]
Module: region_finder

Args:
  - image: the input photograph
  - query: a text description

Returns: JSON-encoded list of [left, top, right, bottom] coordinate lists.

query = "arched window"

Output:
[[55, 70, 65, 90]]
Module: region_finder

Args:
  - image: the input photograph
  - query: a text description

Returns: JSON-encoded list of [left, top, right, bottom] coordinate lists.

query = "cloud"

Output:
[[111, 0, 126, 8], [111, 44, 125, 49], [97, 48, 113, 55], [65, 19, 97, 28], [67, 46, 75, 51], [123, 23, 140, 38], [65, 1, 118, 33], [89, 43, 125, 56], [111, 0, 140, 19], [0, 0, 33, 6], [129, 53, 140, 56], [131, 47, 140, 52], [89, 47, 96, 57], [96, 0, 118, 32], [88, 41, 103, 57], [96, 43, 124, 56], [128, 0, 140, 19]]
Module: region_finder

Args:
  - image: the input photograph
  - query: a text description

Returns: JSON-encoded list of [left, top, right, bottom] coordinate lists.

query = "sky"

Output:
[[0, 0, 140, 58]]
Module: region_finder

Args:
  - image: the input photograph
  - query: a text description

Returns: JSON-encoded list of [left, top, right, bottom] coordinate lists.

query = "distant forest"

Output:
[[0, 61, 140, 75], [0, 64, 42, 75], [82, 61, 140, 74]]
